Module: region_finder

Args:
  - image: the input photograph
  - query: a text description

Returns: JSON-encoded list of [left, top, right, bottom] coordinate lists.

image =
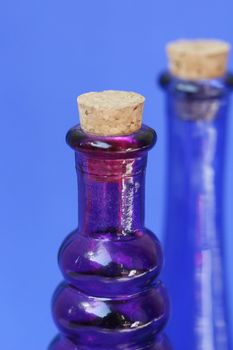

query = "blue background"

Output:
[[1, 1, 233, 348]]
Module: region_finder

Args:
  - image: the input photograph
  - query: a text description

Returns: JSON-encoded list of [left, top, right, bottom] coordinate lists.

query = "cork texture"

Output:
[[167, 39, 230, 80], [77, 90, 145, 136]]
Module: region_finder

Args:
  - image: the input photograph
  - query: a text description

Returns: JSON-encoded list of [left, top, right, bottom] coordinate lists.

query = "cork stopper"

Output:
[[167, 39, 230, 80], [77, 90, 145, 136]]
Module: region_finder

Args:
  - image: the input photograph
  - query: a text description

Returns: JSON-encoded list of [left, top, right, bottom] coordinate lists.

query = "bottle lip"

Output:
[[159, 71, 233, 100], [66, 124, 157, 156]]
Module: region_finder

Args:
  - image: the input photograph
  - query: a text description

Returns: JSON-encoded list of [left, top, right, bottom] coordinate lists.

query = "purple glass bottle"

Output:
[[48, 121, 170, 349], [159, 40, 233, 350]]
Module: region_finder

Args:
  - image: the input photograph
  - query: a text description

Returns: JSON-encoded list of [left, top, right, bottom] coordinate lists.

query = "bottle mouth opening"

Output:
[[159, 71, 233, 100]]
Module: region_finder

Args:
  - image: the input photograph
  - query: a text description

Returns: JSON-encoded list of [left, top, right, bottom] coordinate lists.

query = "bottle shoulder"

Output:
[[58, 228, 163, 298]]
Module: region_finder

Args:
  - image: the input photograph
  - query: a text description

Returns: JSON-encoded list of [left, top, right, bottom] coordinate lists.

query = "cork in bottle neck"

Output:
[[77, 90, 145, 136]]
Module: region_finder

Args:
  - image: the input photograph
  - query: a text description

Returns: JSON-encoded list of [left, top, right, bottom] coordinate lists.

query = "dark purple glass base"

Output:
[[49, 333, 171, 350]]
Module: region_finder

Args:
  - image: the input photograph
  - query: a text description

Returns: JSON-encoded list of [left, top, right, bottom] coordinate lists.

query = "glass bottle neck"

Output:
[[160, 72, 232, 210], [167, 114, 227, 238], [76, 152, 147, 237]]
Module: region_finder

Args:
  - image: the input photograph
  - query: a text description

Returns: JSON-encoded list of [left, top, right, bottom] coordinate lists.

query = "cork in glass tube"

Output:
[[160, 39, 233, 350]]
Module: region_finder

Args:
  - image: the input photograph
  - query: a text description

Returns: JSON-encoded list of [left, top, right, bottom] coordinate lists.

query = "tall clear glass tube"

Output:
[[160, 72, 233, 350]]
